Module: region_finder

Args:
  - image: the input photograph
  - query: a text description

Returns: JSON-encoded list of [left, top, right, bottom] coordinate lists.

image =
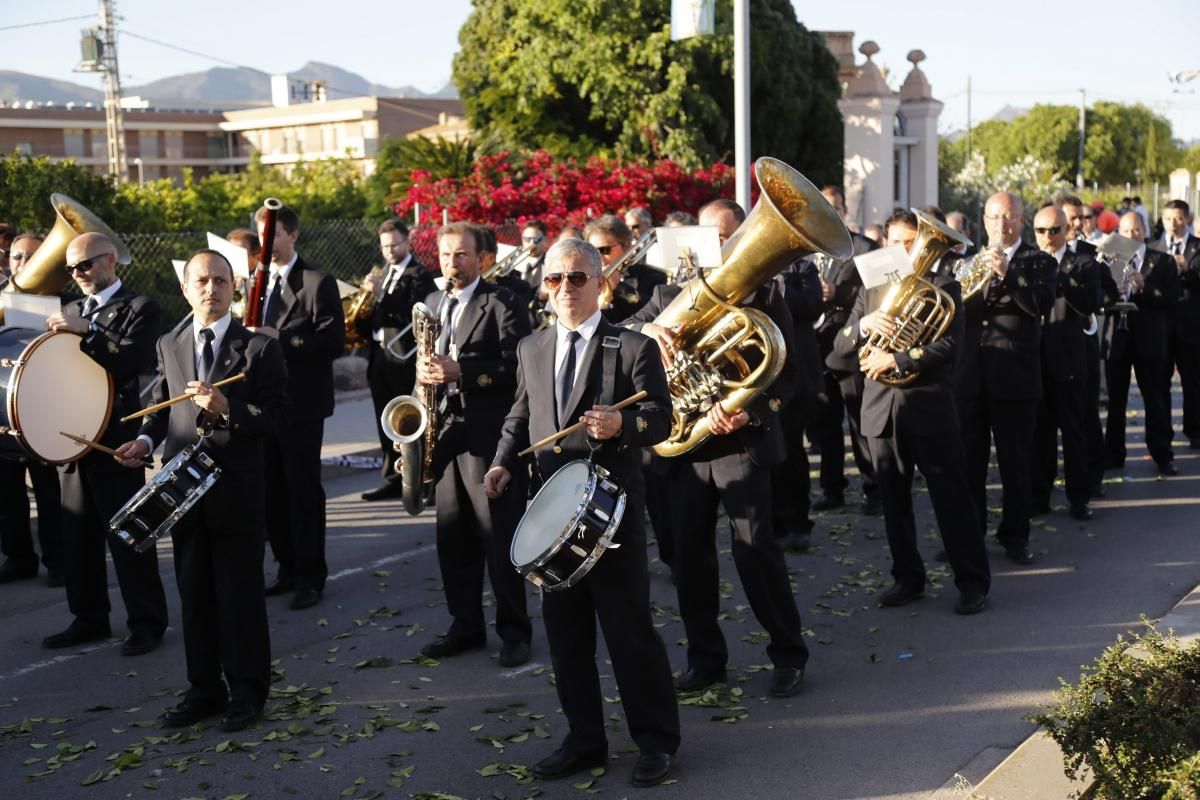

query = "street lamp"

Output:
[[133, 157, 144, 187]]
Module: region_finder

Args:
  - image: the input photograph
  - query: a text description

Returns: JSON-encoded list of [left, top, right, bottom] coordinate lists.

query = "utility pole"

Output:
[[733, 0, 751, 213], [1076, 89, 1086, 190], [965, 75, 972, 165], [76, 0, 128, 182]]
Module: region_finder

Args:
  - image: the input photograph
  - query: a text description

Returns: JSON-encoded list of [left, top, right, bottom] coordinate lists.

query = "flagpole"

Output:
[[733, 0, 751, 212]]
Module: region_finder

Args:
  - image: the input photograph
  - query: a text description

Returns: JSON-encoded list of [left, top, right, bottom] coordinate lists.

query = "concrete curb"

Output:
[[959, 582, 1200, 799]]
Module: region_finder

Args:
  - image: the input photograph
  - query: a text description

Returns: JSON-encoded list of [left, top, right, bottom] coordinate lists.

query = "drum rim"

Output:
[[510, 459, 597, 571], [110, 443, 222, 550], [8, 329, 115, 464]]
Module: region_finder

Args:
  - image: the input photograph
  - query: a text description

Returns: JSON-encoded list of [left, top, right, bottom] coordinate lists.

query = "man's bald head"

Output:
[[984, 191, 1024, 249], [1118, 211, 1146, 242], [64, 232, 119, 295], [1033, 205, 1068, 256]]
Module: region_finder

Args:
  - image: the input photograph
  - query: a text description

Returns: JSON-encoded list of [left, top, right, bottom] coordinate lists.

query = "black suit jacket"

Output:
[[605, 263, 667, 324], [1103, 246, 1180, 362], [65, 286, 161, 464], [138, 320, 289, 528], [493, 319, 670, 493], [818, 231, 877, 371], [777, 260, 826, 396], [834, 271, 965, 438], [1152, 234, 1200, 344], [954, 241, 1057, 401], [1042, 248, 1102, 381], [357, 256, 436, 362], [272, 257, 345, 423], [424, 280, 531, 469], [625, 280, 798, 469]]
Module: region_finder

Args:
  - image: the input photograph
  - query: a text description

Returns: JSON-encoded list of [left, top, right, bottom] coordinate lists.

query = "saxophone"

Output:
[[379, 301, 441, 515]]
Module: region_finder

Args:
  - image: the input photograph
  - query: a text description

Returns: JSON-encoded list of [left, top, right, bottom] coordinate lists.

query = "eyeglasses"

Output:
[[543, 271, 591, 289], [984, 214, 1021, 224], [1034, 225, 1063, 235], [595, 245, 617, 256], [64, 255, 105, 274], [522, 235, 544, 244], [9, 252, 33, 263]]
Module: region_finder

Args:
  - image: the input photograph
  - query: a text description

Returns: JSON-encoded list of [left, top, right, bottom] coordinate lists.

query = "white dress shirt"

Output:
[[554, 309, 603, 396]]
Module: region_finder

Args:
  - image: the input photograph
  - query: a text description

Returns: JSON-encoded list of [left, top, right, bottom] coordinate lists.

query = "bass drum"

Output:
[[0, 327, 114, 463], [510, 460, 626, 591]]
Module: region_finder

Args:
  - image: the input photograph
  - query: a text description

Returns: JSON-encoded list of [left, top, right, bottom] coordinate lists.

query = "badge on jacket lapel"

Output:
[[247, 403, 262, 417], [768, 397, 782, 413], [290, 336, 303, 349], [106, 340, 119, 354], [478, 374, 492, 387], [843, 324, 854, 338], [1017, 276, 1028, 288], [636, 416, 647, 433]]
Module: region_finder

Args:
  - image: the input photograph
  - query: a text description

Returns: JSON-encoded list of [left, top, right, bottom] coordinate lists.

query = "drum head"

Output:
[[512, 460, 592, 566], [10, 331, 113, 463]]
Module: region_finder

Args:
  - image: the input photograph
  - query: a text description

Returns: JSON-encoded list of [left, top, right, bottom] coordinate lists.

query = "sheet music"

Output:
[[853, 245, 915, 290], [1, 293, 61, 330]]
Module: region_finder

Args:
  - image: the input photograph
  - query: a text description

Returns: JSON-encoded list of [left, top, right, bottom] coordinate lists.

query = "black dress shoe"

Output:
[[42, 622, 111, 649], [782, 526, 813, 551], [768, 666, 805, 698], [420, 634, 487, 660], [1089, 484, 1106, 499], [1158, 460, 1179, 476], [361, 483, 404, 502], [121, 631, 163, 656], [45, 568, 65, 588], [674, 667, 726, 692], [812, 493, 844, 512], [1069, 504, 1094, 521], [955, 591, 988, 615], [218, 703, 261, 732], [498, 640, 531, 668], [1004, 545, 1035, 566], [0, 560, 38, 584], [879, 583, 924, 607], [161, 696, 227, 728], [289, 588, 322, 610], [861, 495, 883, 516], [264, 576, 295, 597], [532, 746, 607, 781], [631, 751, 673, 788]]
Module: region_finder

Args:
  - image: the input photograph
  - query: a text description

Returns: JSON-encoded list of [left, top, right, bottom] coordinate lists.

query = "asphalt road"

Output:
[[1, 409, 1197, 800]]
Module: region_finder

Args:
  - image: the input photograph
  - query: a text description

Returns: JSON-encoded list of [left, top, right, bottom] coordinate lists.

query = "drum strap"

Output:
[[600, 335, 621, 408]]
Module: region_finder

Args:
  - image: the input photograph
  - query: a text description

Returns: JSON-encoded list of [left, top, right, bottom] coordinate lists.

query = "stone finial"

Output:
[[847, 40, 890, 98], [907, 49, 925, 66], [859, 40, 880, 59], [899, 49, 933, 102]]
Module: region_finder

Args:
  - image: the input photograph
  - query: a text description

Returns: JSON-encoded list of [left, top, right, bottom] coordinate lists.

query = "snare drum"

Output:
[[110, 444, 221, 552], [1, 327, 114, 463], [510, 460, 626, 591]]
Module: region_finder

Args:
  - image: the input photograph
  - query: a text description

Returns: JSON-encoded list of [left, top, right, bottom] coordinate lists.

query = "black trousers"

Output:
[[1085, 336, 1106, 488], [1105, 349, 1174, 466], [771, 394, 815, 534], [172, 504, 270, 709], [643, 452, 673, 566], [1169, 331, 1200, 442], [434, 422, 530, 645], [1033, 375, 1090, 509], [668, 452, 809, 672], [814, 370, 877, 498], [543, 491, 680, 756], [59, 461, 167, 636], [367, 343, 417, 484], [870, 424, 990, 595], [265, 421, 327, 591], [0, 459, 62, 571], [959, 395, 1038, 547]]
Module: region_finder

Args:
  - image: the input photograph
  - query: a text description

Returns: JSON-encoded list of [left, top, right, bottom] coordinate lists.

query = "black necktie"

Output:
[[82, 296, 98, 317], [1172, 240, 1182, 256], [557, 330, 581, 426], [262, 274, 284, 327], [199, 328, 215, 382], [437, 296, 459, 356]]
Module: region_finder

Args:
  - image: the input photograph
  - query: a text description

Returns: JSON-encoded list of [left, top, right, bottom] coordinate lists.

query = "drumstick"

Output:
[[120, 373, 247, 422], [59, 432, 153, 468], [518, 390, 648, 456]]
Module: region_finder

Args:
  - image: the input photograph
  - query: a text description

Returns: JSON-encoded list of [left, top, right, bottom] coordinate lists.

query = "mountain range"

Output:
[[0, 61, 458, 110]]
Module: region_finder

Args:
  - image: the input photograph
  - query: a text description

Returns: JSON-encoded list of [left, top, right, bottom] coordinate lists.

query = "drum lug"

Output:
[[0, 358, 21, 368]]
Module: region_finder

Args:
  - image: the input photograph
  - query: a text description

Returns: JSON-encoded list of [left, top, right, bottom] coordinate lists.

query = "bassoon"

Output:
[[244, 197, 283, 327]]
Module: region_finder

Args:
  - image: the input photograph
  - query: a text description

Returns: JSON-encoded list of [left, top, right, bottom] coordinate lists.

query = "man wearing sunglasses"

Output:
[[486, 238, 679, 788], [584, 215, 665, 324], [1030, 204, 1102, 522], [41, 232, 168, 657]]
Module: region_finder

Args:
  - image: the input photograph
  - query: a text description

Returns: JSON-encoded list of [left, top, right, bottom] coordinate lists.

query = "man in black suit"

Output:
[[116, 249, 288, 733], [1103, 211, 1180, 474], [1030, 204, 1102, 521], [1155, 200, 1200, 448], [417, 222, 532, 668], [811, 186, 881, 515], [486, 238, 679, 788], [955, 192, 1057, 565], [42, 232, 168, 655], [252, 204, 345, 610], [585, 214, 664, 324], [0, 233, 65, 587], [360, 218, 436, 501], [627, 196, 809, 701], [834, 210, 990, 614]]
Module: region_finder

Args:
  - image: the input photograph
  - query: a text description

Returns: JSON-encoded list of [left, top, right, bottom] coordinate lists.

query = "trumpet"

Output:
[[484, 242, 538, 283], [599, 229, 657, 309], [953, 245, 1002, 302]]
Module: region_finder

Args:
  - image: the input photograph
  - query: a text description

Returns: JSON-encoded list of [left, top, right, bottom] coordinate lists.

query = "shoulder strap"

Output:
[[600, 335, 622, 408]]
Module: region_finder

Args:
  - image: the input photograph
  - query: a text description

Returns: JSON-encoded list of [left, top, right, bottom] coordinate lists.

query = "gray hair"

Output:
[[545, 238, 603, 277]]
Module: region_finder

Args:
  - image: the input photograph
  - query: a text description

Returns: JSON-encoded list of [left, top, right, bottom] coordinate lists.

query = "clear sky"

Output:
[[5, 0, 1199, 144]]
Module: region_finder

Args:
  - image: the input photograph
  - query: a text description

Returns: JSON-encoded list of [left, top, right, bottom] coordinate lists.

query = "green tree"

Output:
[[452, 0, 842, 182], [366, 135, 480, 213], [0, 152, 121, 232]]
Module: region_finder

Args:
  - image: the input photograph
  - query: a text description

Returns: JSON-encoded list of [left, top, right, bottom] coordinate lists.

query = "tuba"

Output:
[[0, 194, 130, 324], [651, 157, 852, 458], [860, 210, 971, 387], [379, 301, 440, 515]]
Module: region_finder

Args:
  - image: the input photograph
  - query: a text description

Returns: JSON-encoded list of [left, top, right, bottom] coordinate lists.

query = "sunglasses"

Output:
[[1034, 225, 1063, 235], [64, 255, 105, 274], [9, 252, 33, 263], [543, 271, 591, 289], [522, 235, 544, 244], [595, 245, 616, 256]]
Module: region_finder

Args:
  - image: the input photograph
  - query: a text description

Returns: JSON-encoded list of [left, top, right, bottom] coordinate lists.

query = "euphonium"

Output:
[[651, 157, 853, 458], [380, 301, 441, 516], [0, 193, 130, 324], [343, 267, 383, 349], [859, 210, 971, 387]]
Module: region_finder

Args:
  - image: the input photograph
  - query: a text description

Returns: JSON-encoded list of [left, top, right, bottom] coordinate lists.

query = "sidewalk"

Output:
[[319, 389, 384, 477]]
